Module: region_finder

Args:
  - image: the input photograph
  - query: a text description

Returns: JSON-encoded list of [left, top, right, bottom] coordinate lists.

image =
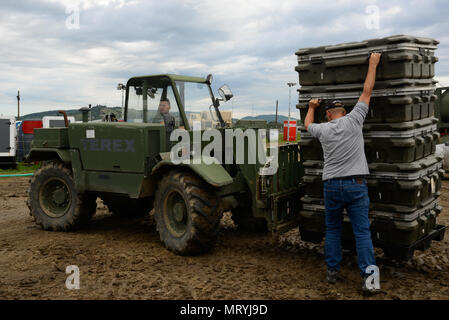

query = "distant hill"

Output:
[[241, 114, 302, 124], [20, 105, 122, 121], [21, 107, 302, 125]]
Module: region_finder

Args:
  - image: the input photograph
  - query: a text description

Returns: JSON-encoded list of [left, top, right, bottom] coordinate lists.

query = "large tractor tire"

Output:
[[103, 196, 153, 217], [232, 206, 268, 233], [27, 161, 97, 231], [154, 171, 223, 255]]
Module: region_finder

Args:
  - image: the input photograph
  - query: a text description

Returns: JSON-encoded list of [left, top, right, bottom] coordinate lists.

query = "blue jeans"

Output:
[[323, 177, 376, 277]]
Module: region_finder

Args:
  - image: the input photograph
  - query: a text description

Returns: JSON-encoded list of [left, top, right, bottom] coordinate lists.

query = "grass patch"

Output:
[[278, 132, 301, 145], [266, 132, 300, 146], [0, 162, 40, 175]]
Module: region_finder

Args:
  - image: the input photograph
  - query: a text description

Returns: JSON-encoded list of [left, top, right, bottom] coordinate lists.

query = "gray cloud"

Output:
[[0, 0, 448, 118]]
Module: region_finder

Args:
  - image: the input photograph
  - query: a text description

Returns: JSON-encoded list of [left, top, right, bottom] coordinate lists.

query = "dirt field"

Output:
[[1, 176, 449, 300]]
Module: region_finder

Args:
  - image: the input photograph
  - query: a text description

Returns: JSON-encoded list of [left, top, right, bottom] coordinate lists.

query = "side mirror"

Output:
[[218, 84, 233, 102]]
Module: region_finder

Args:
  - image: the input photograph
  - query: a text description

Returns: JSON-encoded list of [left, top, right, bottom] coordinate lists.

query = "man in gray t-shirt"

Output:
[[307, 100, 370, 181], [304, 52, 382, 294]]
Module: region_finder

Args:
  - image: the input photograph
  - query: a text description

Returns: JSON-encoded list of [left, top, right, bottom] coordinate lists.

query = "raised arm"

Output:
[[358, 53, 382, 105], [304, 98, 320, 131]]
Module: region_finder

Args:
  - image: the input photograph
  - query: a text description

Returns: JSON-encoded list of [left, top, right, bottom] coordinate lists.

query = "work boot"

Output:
[[326, 269, 339, 284], [362, 275, 381, 295]]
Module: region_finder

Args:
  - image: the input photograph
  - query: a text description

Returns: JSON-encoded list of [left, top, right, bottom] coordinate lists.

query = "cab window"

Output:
[[127, 79, 182, 125], [175, 81, 217, 129]]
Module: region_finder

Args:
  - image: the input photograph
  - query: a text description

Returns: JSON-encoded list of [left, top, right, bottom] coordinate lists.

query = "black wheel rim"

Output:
[[39, 177, 72, 218], [163, 190, 188, 237]]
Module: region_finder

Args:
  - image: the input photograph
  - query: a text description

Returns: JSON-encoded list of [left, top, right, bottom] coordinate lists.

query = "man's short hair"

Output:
[[160, 98, 171, 105], [327, 107, 346, 115]]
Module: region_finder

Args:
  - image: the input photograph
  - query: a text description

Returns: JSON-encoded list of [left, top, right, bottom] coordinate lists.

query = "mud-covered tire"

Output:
[[103, 196, 153, 217], [154, 171, 223, 255], [232, 206, 268, 233], [27, 161, 97, 231]]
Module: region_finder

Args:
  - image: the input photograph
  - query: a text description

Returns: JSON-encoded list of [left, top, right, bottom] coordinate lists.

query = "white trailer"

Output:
[[0, 116, 17, 166]]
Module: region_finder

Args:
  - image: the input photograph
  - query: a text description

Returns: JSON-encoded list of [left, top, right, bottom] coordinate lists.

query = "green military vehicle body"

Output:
[[27, 74, 302, 255]]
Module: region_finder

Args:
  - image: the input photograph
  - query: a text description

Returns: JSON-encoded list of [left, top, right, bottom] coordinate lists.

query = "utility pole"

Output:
[[287, 82, 296, 141], [275, 99, 278, 124], [16, 90, 20, 120]]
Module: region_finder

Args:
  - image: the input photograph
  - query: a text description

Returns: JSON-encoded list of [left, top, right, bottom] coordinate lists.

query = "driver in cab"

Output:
[[154, 98, 176, 134]]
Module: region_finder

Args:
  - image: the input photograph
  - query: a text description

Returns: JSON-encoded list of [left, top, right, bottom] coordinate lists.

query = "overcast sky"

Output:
[[0, 0, 448, 119]]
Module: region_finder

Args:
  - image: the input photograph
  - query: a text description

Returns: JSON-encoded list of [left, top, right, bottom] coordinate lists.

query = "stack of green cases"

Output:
[[295, 35, 445, 260], [302, 155, 443, 210], [297, 81, 438, 124], [295, 35, 439, 86], [300, 117, 440, 163]]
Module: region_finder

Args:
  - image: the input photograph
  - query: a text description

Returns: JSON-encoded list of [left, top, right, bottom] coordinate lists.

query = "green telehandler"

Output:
[[26, 74, 302, 255]]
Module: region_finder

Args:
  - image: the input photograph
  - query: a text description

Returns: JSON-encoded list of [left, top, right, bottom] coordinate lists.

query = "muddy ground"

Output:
[[0, 176, 448, 300]]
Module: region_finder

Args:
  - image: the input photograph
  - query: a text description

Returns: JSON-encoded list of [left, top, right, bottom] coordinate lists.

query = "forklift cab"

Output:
[[124, 74, 232, 131]]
